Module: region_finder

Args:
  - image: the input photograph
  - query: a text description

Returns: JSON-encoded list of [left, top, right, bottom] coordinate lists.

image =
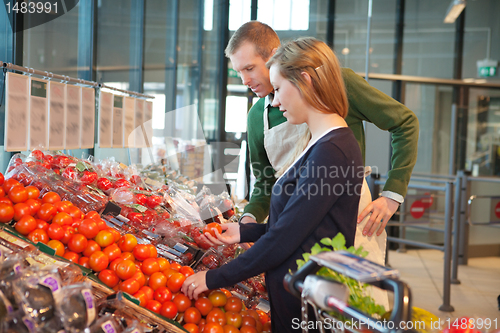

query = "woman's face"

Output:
[[269, 64, 309, 125]]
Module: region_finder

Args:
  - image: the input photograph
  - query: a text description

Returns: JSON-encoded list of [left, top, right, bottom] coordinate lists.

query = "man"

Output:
[[228, 21, 419, 237]]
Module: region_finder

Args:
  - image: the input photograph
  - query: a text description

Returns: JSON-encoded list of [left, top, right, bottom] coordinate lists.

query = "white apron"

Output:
[[263, 108, 389, 308]]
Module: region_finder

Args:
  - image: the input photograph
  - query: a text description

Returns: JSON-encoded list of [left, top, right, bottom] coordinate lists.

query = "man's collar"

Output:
[[264, 93, 274, 108]]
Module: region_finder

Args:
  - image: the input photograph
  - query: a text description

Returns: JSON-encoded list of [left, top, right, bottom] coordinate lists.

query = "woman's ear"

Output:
[[301, 71, 312, 85]]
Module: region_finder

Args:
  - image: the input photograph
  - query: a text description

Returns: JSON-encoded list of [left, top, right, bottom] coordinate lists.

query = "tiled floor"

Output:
[[387, 249, 500, 321]]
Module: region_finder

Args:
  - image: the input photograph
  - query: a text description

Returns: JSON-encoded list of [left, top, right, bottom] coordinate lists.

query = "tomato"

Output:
[[184, 307, 202, 324], [120, 251, 135, 261], [179, 266, 195, 277], [52, 212, 73, 226], [94, 230, 114, 247], [108, 228, 121, 243], [255, 310, 270, 325], [66, 206, 83, 220], [148, 272, 167, 290], [115, 259, 136, 280], [120, 277, 141, 295], [147, 244, 158, 258], [54, 200, 72, 213], [0, 187, 5, 198], [203, 222, 222, 238], [239, 326, 258, 333], [0, 173, 4, 186], [64, 251, 80, 263], [95, 218, 108, 231], [89, 251, 109, 272], [134, 193, 147, 206], [127, 212, 144, 225], [37, 203, 57, 221], [153, 286, 172, 303], [97, 177, 113, 191], [36, 219, 49, 231], [25, 186, 40, 200], [42, 191, 61, 204], [60, 225, 76, 244], [62, 167, 78, 180], [132, 290, 148, 307], [146, 300, 162, 314], [3, 179, 21, 193], [131, 271, 146, 287], [146, 195, 162, 209], [173, 293, 191, 313], [133, 244, 151, 261], [114, 179, 131, 188], [14, 202, 32, 221], [167, 272, 186, 293], [0, 202, 15, 223], [170, 261, 182, 271], [139, 286, 154, 301], [206, 308, 227, 326], [141, 258, 160, 276], [80, 171, 98, 185], [102, 244, 120, 262], [83, 240, 101, 257], [47, 239, 65, 256], [224, 297, 243, 313], [79, 256, 90, 268], [25, 198, 42, 215], [99, 269, 120, 288], [53, 155, 71, 168], [225, 311, 243, 328], [208, 290, 227, 308], [15, 215, 37, 235], [160, 301, 178, 319], [195, 297, 213, 316], [47, 223, 64, 240], [27, 228, 49, 244], [8, 185, 28, 204], [30, 149, 45, 160], [0, 197, 12, 205], [84, 211, 100, 220], [68, 233, 88, 253], [117, 234, 137, 252]]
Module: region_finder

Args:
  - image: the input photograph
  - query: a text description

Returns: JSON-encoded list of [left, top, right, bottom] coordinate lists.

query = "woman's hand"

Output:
[[181, 271, 208, 300], [203, 222, 241, 246]]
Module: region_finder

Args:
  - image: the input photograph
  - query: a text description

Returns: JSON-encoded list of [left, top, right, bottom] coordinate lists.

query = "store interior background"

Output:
[[1, 0, 500, 258]]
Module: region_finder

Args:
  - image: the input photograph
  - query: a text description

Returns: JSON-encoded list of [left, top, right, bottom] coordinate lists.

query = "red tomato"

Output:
[[195, 297, 213, 316], [206, 308, 227, 326], [256, 310, 270, 325], [68, 234, 88, 253], [134, 193, 147, 206], [146, 300, 162, 314], [173, 293, 191, 313], [89, 251, 109, 272], [95, 218, 108, 231], [0, 187, 5, 198], [97, 177, 113, 191], [131, 271, 146, 287], [239, 325, 258, 333], [0, 173, 4, 186], [47, 223, 64, 240], [114, 179, 131, 188], [147, 244, 158, 258], [154, 286, 173, 303], [80, 171, 97, 185], [52, 212, 73, 226], [79, 257, 90, 268], [37, 203, 57, 221], [184, 307, 202, 324], [94, 230, 114, 247], [36, 219, 49, 231], [120, 251, 135, 261], [139, 286, 154, 301], [146, 195, 162, 209], [14, 202, 32, 221], [179, 266, 195, 277], [108, 228, 121, 243], [8, 185, 28, 204], [157, 257, 170, 271], [183, 323, 200, 333], [27, 228, 49, 244], [224, 297, 243, 313], [203, 222, 222, 238], [60, 225, 76, 244], [170, 261, 182, 271], [120, 277, 141, 294], [225, 311, 243, 328], [47, 239, 65, 256], [133, 244, 151, 261], [148, 272, 167, 290], [66, 206, 83, 220], [127, 212, 144, 225], [15, 215, 37, 235], [3, 179, 21, 193], [103, 244, 122, 261], [167, 272, 186, 293], [42, 191, 61, 204], [98, 269, 120, 288], [25, 186, 40, 200], [0, 197, 12, 205], [132, 290, 148, 307], [83, 240, 101, 257], [141, 258, 160, 276], [160, 301, 178, 319], [25, 198, 42, 215], [84, 211, 101, 220], [116, 259, 137, 280], [54, 200, 73, 213], [0, 202, 15, 223], [62, 167, 78, 180], [63, 251, 80, 263], [208, 290, 227, 308], [117, 234, 137, 252]]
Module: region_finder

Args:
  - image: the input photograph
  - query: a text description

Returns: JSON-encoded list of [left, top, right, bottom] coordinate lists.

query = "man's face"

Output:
[[229, 41, 274, 98]]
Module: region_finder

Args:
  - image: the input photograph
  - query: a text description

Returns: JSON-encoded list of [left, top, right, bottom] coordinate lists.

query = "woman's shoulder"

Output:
[[313, 127, 361, 158]]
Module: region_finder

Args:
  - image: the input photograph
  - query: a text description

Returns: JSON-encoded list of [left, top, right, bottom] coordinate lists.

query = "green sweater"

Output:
[[244, 68, 420, 223]]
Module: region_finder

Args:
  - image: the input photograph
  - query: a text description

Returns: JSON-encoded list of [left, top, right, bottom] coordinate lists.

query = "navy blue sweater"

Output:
[[206, 127, 362, 332]]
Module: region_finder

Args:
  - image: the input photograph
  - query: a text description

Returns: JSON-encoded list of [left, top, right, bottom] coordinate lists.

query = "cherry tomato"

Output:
[[8, 185, 28, 204], [14, 202, 32, 221], [89, 251, 109, 272], [173, 293, 191, 313], [27, 228, 49, 244], [47, 239, 65, 256], [127, 212, 144, 225], [195, 297, 213, 316], [83, 240, 101, 257], [37, 203, 57, 221], [148, 272, 167, 290], [42, 191, 61, 204], [94, 230, 114, 247], [167, 272, 186, 293], [120, 277, 141, 294], [179, 266, 195, 277], [47, 223, 64, 240], [203, 222, 222, 238], [146, 300, 162, 314], [160, 301, 178, 319], [25, 198, 42, 215], [15, 215, 37, 235], [133, 244, 151, 261], [208, 290, 227, 307], [52, 212, 73, 226], [141, 258, 160, 276], [63, 251, 80, 263], [60, 225, 76, 244], [62, 167, 78, 180], [97, 177, 113, 191], [117, 234, 137, 252], [184, 307, 202, 324], [68, 233, 88, 253], [0, 202, 15, 223]]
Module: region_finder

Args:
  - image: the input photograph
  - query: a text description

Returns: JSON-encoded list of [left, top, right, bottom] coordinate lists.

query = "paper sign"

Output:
[[81, 87, 96, 148], [112, 95, 124, 148], [144, 100, 153, 147], [29, 78, 49, 150], [48, 81, 66, 150], [124, 97, 135, 148], [98, 91, 113, 148], [66, 85, 82, 149], [5, 72, 29, 151], [134, 99, 145, 148]]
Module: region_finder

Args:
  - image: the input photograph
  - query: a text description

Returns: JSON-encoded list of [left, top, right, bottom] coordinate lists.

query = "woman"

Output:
[[181, 37, 364, 332]]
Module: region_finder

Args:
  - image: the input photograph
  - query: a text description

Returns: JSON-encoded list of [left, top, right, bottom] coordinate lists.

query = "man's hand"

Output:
[[204, 223, 241, 246], [357, 196, 399, 236], [240, 216, 257, 224]]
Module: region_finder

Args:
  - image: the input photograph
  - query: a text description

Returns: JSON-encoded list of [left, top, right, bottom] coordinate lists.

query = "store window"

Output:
[[258, 0, 310, 31]]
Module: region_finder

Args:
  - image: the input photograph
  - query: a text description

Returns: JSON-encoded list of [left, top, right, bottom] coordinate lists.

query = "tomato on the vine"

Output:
[[114, 179, 131, 188], [97, 177, 113, 191], [62, 167, 78, 180], [146, 195, 162, 209], [80, 171, 98, 185], [134, 193, 147, 206]]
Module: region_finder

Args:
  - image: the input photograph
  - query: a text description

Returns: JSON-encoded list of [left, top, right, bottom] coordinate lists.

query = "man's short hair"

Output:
[[225, 21, 280, 60]]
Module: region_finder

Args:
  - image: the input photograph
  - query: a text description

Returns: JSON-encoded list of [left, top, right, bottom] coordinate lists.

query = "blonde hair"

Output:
[[267, 37, 348, 177], [225, 21, 280, 60]]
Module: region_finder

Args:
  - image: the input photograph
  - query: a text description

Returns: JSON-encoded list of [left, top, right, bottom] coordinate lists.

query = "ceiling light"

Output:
[[444, 0, 466, 23]]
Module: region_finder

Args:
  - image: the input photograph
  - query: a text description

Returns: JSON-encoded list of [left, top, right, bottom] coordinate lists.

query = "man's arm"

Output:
[[343, 68, 420, 235], [242, 99, 276, 223]]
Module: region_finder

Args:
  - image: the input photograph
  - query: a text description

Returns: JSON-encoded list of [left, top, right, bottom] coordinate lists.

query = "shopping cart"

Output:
[[284, 251, 415, 333]]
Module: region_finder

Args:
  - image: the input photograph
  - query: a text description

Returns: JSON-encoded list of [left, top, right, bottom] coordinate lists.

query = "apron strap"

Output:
[[263, 108, 270, 132]]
